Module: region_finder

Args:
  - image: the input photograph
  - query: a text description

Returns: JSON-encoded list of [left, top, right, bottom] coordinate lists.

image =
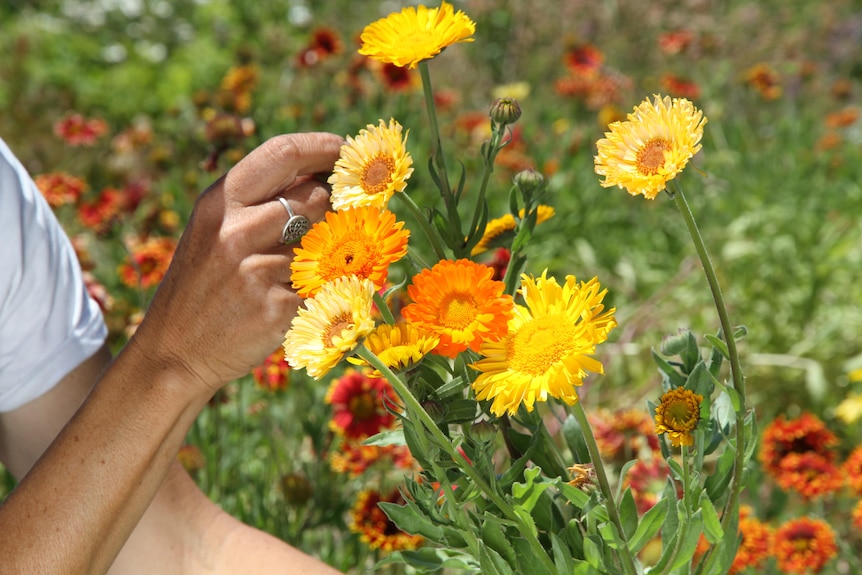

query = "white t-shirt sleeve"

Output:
[[0, 138, 108, 412]]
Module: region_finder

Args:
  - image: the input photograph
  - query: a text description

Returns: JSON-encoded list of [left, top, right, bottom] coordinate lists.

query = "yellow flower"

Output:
[[471, 272, 617, 417], [594, 94, 707, 199], [328, 119, 414, 211], [290, 206, 410, 298], [471, 205, 556, 256], [653, 386, 703, 447], [836, 392, 862, 424], [283, 276, 377, 379], [348, 322, 439, 377], [402, 259, 514, 359], [358, 1, 476, 69]]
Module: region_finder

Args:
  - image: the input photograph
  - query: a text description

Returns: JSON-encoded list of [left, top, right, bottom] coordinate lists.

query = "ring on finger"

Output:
[[278, 197, 310, 245]]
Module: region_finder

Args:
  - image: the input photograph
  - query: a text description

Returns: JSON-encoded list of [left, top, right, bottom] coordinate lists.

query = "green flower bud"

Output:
[[489, 97, 522, 125], [660, 328, 694, 356], [513, 168, 545, 196], [469, 419, 497, 445], [421, 400, 447, 423]]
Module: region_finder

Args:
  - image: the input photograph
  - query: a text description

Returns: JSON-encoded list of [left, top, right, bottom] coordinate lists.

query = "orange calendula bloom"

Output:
[[403, 259, 513, 359], [594, 94, 706, 199], [470, 272, 616, 417], [773, 517, 837, 574], [358, 1, 475, 69], [117, 236, 177, 289], [653, 386, 703, 448], [326, 369, 397, 439], [290, 206, 409, 298], [350, 489, 424, 552]]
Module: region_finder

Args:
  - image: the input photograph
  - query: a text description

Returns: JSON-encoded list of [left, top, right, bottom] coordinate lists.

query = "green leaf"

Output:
[[705, 448, 735, 502], [651, 348, 687, 389], [619, 487, 639, 540], [685, 360, 714, 397], [629, 497, 668, 553], [513, 537, 555, 575], [481, 515, 519, 567], [480, 546, 516, 575], [583, 535, 603, 570], [704, 334, 729, 360], [362, 428, 406, 447], [680, 329, 701, 373], [668, 509, 703, 572], [512, 467, 549, 512], [379, 501, 446, 543], [562, 414, 591, 463], [700, 495, 724, 544], [551, 532, 577, 575], [441, 399, 479, 423]]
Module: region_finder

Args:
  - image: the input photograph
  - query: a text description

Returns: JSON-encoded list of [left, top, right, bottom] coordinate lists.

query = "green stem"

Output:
[[356, 344, 556, 574], [571, 401, 639, 575], [670, 182, 746, 541], [419, 61, 452, 199], [372, 291, 395, 325], [466, 128, 503, 247], [657, 447, 691, 575], [395, 191, 447, 261]]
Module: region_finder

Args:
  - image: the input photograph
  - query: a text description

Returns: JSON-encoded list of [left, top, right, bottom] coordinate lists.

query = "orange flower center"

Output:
[[323, 313, 353, 347], [321, 236, 377, 280], [636, 138, 671, 175], [508, 315, 578, 375], [438, 292, 478, 329], [348, 392, 377, 420], [361, 154, 395, 195]]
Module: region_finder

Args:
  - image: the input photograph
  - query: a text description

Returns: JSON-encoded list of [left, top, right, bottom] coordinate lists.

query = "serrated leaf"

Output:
[[481, 515, 518, 567], [379, 501, 446, 543], [512, 467, 550, 512]]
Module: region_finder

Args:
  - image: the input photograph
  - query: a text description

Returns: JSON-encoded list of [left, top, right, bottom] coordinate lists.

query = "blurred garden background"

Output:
[[1, 0, 862, 572]]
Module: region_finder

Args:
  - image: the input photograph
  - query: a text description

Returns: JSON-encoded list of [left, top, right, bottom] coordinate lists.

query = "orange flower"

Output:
[[773, 517, 837, 574], [660, 74, 701, 100], [759, 412, 839, 478], [775, 451, 844, 499], [251, 349, 290, 392], [402, 259, 514, 358], [350, 489, 424, 552], [729, 509, 773, 574], [77, 187, 125, 231], [658, 30, 695, 55], [117, 236, 177, 289], [331, 441, 413, 477], [623, 458, 673, 514], [326, 369, 397, 439], [745, 63, 782, 100], [563, 42, 604, 77], [34, 172, 87, 207], [589, 408, 659, 462], [853, 499, 862, 531], [290, 207, 409, 298], [176, 444, 206, 474], [843, 445, 862, 494]]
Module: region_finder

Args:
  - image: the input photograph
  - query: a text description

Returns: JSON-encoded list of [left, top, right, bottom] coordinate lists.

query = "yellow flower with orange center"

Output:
[[653, 386, 703, 447], [402, 259, 513, 359], [283, 276, 376, 379], [358, 1, 475, 69], [471, 205, 556, 256], [328, 119, 414, 211], [594, 94, 706, 199], [470, 271, 616, 417], [290, 206, 410, 298], [348, 322, 439, 377]]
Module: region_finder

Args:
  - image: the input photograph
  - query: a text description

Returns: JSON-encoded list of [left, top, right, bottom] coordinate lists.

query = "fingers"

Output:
[[243, 177, 333, 251], [223, 132, 344, 207]]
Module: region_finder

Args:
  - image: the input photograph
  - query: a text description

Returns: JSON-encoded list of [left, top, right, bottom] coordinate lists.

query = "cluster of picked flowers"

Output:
[[279, 3, 753, 574]]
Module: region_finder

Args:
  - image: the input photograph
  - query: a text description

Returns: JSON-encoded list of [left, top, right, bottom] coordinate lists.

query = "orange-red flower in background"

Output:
[[660, 74, 701, 101], [759, 412, 839, 478], [326, 369, 398, 439], [774, 451, 844, 499], [350, 489, 424, 552], [78, 187, 125, 232], [54, 113, 109, 146], [658, 30, 695, 55], [728, 507, 773, 574], [34, 172, 87, 207], [745, 63, 782, 100], [252, 349, 291, 392], [563, 41, 604, 77], [117, 236, 176, 289], [772, 517, 837, 574], [590, 407, 659, 462]]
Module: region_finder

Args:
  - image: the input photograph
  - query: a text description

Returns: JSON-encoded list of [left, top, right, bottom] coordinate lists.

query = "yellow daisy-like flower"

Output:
[[653, 386, 704, 447], [283, 276, 377, 379], [471, 205, 556, 256], [358, 1, 476, 69], [290, 206, 410, 298], [348, 322, 440, 377], [402, 259, 514, 359], [471, 272, 617, 417], [328, 119, 414, 211], [594, 94, 707, 199]]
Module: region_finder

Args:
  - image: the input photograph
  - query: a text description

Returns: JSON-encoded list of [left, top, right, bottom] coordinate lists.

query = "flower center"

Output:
[[438, 292, 478, 329], [636, 138, 671, 175], [348, 392, 377, 420], [508, 315, 579, 375], [323, 312, 353, 347], [667, 399, 698, 429], [361, 154, 395, 195], [321, 235, 378, 280]]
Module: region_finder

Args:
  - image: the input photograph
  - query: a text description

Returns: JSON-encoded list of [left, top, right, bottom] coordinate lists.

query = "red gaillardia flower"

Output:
[[772, 517, 837, 574], [326, 369, 397, 439], [844, 445, 862, 494], [775, 451, 844, 499], [759, 412, 839, 478], [350, 489, 424, 552], [251, 349, 290, 392], [34, 172, 87, 207], [53, 113, 109, 146], [729, 507, 773, 574], [117, 236, 177, 289]]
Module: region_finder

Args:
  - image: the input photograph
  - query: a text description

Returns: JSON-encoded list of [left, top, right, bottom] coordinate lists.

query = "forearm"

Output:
[[0, 339, 212, 575]]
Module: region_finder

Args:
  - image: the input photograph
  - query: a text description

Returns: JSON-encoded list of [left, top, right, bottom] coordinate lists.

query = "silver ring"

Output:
[[278, 197, 310, 245]]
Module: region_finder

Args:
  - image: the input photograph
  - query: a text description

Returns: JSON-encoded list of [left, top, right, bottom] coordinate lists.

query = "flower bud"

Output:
[[421, 400, 447, 423], [489, 97, 522, 125], [280, 472, 314, 505], [513, 168, 545, 196], [469, 419, 497, 445], [660, 328, 693, 356]]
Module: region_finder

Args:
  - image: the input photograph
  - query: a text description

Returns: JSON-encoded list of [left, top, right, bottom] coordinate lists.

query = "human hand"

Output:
[[129, 132, 343, 396]]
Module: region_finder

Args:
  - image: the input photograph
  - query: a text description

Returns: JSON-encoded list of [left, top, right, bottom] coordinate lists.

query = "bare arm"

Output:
[[0, 133, 344, 575]]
